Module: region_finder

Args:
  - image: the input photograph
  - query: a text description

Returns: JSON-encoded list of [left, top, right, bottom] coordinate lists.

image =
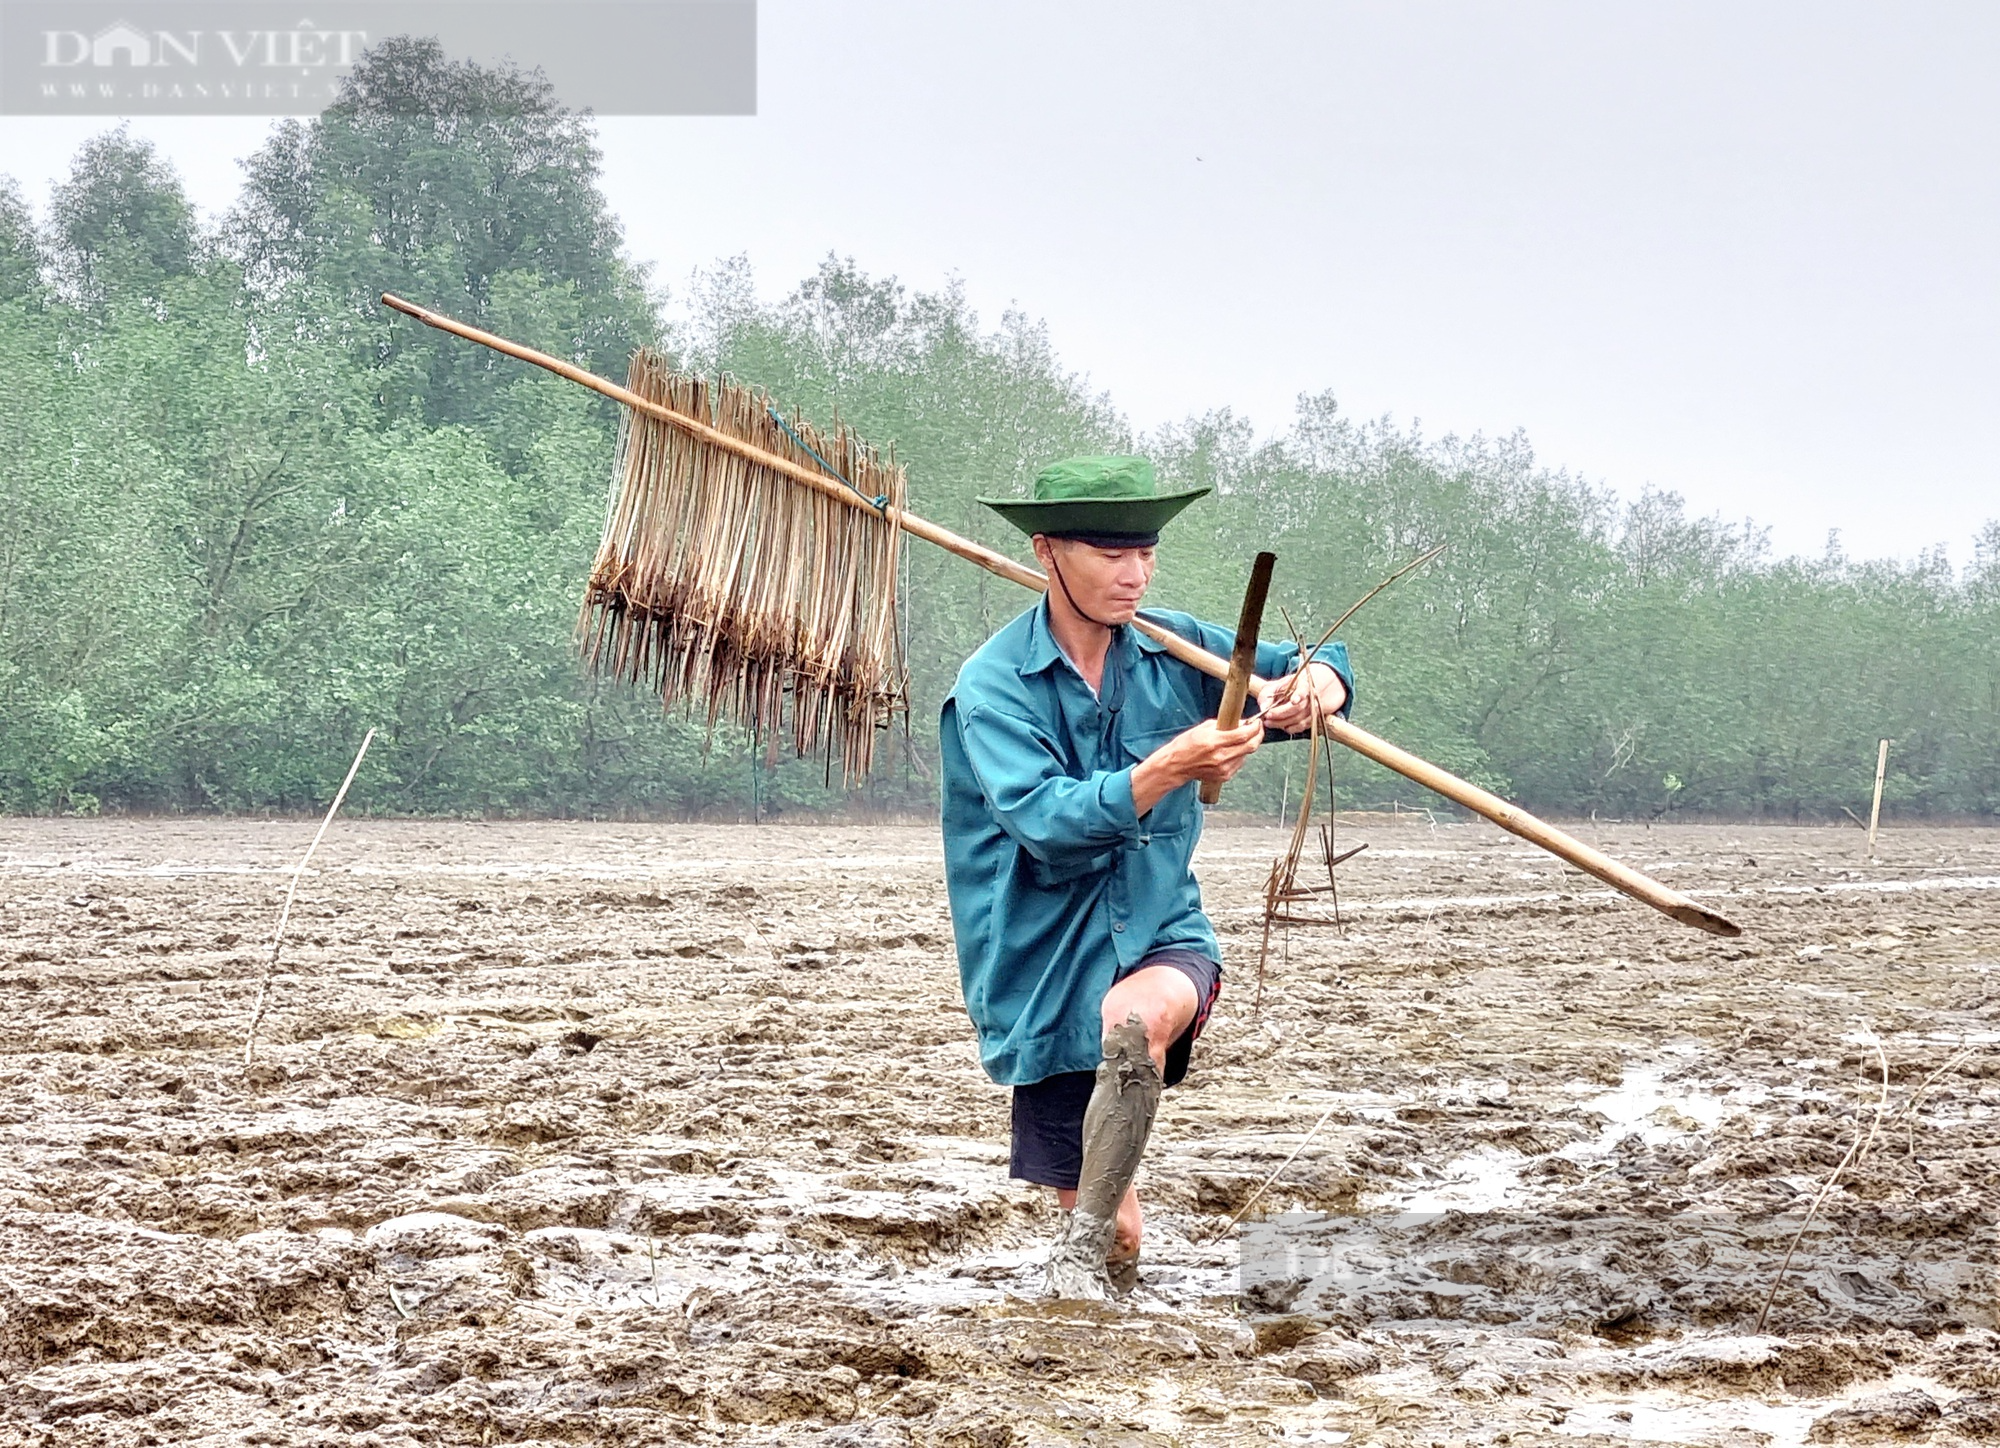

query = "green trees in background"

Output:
[[1, 45, 1994, 820]]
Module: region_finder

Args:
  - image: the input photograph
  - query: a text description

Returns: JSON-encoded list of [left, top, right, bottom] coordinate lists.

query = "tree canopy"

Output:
[[1, 44, 1993, 822]]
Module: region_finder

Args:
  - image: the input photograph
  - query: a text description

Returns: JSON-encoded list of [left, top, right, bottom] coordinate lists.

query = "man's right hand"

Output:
[[1131, 718, 1263, 817]]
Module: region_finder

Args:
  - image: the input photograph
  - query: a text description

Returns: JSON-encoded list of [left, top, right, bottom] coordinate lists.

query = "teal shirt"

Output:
[[940, 599, 1354, 1087]]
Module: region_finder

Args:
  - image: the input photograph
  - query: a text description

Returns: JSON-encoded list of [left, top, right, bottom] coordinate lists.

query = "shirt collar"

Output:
[[1017, 596, 1067, 677], [1016, 597, 1155, 694]]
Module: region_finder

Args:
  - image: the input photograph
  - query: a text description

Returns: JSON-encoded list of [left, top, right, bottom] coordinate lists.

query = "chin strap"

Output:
[[1046, 551, 1119, 633]]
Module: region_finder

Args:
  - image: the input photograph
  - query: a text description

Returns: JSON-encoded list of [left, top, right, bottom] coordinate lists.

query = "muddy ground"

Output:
[[0, 815, 1995, 1447]]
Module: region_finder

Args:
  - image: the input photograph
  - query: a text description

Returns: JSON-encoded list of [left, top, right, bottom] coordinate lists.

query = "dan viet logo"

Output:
[[41, 19, 368, 70], [2, 2, 759, 117]]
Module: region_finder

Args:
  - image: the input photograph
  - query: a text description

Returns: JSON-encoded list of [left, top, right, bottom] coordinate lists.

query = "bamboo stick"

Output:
[[378, 294, 1743, 938], [244, 728, 375, 1064], [1316, 715, 1737, 935], [1866, 738, 1890, 861], [1199, 551, 1276, 806]]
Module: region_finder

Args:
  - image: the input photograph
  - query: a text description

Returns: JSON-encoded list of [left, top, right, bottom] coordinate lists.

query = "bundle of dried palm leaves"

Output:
[[579, 350, 908, 783]]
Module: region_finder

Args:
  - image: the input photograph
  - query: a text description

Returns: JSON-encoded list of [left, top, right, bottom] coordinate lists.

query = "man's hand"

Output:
[[1255, 660, 1348, 735], [1131, 718, 1263, 817]]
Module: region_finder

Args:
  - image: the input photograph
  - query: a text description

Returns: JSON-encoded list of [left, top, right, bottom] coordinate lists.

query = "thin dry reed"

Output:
[[580, 351, 908, 783], [1254, 546, 1448, 1007], [244, 728, 375, 1066]]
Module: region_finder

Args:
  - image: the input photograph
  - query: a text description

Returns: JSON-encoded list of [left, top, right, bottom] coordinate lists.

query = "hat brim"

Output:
[[976, 486, 1212, 539]]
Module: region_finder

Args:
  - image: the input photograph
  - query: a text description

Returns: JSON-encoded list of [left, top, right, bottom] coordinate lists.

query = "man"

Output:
[[940, 455, 1353, 1299]]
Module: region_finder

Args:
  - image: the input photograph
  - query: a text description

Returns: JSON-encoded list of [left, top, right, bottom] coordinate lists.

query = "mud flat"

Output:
[[1, 816, 1996, 1446]]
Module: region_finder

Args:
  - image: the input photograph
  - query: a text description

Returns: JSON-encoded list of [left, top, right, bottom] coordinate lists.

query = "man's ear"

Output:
[[1030, 533, 1053, 568]]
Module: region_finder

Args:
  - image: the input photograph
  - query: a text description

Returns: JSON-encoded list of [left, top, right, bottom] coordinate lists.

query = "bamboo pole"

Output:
[[1866, 738, 1890, 861], [1314, 715, 1736, 935], [379, 294, 1742, 938]]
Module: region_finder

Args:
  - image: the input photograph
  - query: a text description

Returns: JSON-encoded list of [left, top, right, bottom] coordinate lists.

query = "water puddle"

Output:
[[1557, 1373, 1959, 1447], [1360, 1060, 1738, 1217], [1567, 1062, 1728, 1153]]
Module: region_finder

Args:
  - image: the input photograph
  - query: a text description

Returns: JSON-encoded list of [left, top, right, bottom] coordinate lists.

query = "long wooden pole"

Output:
[[378, 294, 1742, 938]]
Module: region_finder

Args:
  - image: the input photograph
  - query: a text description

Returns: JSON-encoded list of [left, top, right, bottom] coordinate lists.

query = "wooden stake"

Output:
[[1866, 738, 1890, 861], [1200, 551, 1276, 806], [380, 294, 1743, 939]]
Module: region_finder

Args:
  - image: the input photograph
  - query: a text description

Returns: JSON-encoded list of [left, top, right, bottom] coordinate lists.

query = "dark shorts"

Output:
[[1008, 949, 1221, 1190]]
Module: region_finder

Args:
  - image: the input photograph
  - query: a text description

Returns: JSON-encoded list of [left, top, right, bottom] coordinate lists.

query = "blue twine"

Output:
[[767, 407, 889, 514]]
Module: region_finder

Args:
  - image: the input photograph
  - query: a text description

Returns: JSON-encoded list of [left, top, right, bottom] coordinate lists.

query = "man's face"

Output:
[[1033, 536, 1157, 626]]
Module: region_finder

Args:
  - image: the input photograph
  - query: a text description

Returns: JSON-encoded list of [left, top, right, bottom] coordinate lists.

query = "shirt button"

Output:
[[1113, 923, 1126, 933]]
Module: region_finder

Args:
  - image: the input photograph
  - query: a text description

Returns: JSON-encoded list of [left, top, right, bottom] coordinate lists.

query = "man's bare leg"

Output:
[[1044, 966, 1197, 1298]]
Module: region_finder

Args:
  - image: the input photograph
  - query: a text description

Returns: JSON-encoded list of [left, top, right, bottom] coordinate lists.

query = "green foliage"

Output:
[[230, 37, 654, 433], [47, 126, 198, 302], [0, 45, 1993, 820], [0, 179, 42, 302]]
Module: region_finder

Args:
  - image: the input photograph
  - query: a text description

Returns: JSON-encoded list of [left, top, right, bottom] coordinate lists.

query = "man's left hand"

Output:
[[1254, 661, 1348, 734]]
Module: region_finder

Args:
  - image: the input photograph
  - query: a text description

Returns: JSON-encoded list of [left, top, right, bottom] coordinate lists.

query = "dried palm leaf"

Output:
[[579, 350, 907, 784]]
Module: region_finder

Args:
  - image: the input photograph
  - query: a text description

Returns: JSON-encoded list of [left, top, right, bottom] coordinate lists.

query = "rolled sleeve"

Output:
[[1252, 637, 1302, 684], [957, 702, 1143, 866], [1240, 637, 1353, 730], [1306, 640, 1355, 719]]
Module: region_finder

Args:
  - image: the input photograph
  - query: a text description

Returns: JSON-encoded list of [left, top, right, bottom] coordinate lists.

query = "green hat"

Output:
[[978, 455, 1210, 543]]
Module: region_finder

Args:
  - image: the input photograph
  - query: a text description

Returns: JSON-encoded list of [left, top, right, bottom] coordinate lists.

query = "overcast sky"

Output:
[[5, 1, 1995, 564]]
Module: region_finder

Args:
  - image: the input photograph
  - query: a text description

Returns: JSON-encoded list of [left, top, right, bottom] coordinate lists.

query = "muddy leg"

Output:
[[1055, 1187, 1143, 1294], [1045, 1013, 1161, 1300], [1105, 1248, 1140, 1296]]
